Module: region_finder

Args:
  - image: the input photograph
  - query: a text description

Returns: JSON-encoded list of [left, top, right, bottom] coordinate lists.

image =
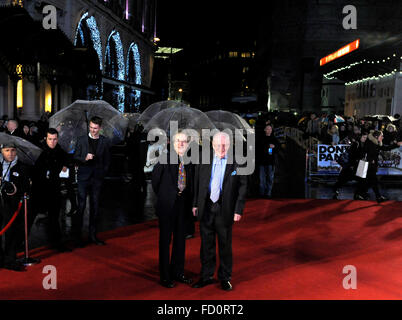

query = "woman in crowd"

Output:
[[355, 130, 402, 202], [333, 131, 368, 200]]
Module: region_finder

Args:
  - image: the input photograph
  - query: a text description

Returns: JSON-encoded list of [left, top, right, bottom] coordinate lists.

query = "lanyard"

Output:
[[0, 160, 12, 185]]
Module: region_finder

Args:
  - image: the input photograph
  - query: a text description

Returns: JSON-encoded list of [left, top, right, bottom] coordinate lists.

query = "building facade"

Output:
[[267, 0, 402, 114], [0, 0, 157, 120]]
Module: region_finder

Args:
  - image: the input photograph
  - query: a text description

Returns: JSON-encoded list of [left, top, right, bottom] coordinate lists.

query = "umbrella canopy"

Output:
[[206, 110, 245, 129], [321, 114, 345, 124], [209, 121, 246, 141], [363, 115, 397, 123], [334, 115, 345, 123], [138, 100, 189, 126], [144, 106, 216, 139], [0, 133, 42, 166], [49, 100, 129, 153], [123, 113, 141, 130]]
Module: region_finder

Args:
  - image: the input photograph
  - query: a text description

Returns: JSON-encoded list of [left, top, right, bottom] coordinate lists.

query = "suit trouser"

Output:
[[158, 195, 186, 281], [333, 166, 355, 191], [357, 166, 381, 197], [74, 177, 103, 238], [259, 165, 275, 196], [46, 191, 62, 246], [0, 200, 24, 264], [200, 199, 233, 282]]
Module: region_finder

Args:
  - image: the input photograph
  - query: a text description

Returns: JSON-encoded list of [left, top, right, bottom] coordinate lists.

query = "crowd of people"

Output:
[[0, 114, 249, 293], [2, 108, 401, 290], [298, 112, 402, 202], [0, 115, 112, 272]]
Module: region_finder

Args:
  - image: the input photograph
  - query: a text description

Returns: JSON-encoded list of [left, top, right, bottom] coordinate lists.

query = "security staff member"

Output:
[[0, 142, 30, 271]]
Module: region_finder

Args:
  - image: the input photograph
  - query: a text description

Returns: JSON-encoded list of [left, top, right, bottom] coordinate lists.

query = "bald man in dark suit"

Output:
[[192, 132, 247, 291]]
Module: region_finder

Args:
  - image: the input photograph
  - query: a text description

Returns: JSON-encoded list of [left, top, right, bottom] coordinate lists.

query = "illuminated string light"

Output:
[[126, 43, 142, 110], [345, 71, 396, 86], [324, 54, 401, 81], [74, 13, 103, 72], [106, 30, 125, 112]]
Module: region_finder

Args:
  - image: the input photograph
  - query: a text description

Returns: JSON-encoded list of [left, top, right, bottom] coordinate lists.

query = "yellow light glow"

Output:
[[178, 88, 183, 92], [45, 91, 52, 113], [16, 80, 23, 108], [16, 64, 22, 75]]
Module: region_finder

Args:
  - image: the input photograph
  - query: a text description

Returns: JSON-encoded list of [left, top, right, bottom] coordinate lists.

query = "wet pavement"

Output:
[[27, 140, 402, 250]]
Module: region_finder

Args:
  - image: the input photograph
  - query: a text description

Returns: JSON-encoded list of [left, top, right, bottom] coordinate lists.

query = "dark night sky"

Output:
[[157, 1, 262, 47]]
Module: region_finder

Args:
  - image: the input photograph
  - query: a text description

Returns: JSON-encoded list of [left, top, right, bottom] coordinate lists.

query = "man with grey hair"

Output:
[[6, 120, 20, 137], [152, 130, 194, 288], [192, 131, 247, 291]]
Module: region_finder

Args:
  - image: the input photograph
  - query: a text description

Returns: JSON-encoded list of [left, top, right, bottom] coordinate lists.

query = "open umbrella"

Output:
[[364, 115, 397, 123], [49, 100, 129, 153], [0, 133, 42, 165], [334, 115, 345, 123], [123, 113, 141, 130], [206, 110, 245, 128], [206, 110, 254, 140], [144, 106, 216, 138], [138, 100, 189, 126]]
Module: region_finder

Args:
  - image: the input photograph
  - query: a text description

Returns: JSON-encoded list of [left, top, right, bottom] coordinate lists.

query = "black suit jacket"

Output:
[[0, 160, 30, 210], [73, 134, 111, 180], [193, 157, 247, 226], [152, 154, 194, 219]]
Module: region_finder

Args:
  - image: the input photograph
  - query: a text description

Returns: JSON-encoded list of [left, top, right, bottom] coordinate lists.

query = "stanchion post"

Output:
[[18, 193, 41, 266]]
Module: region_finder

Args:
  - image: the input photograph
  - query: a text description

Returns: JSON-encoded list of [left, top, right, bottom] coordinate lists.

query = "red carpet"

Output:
[[2, 198, 402, 300]]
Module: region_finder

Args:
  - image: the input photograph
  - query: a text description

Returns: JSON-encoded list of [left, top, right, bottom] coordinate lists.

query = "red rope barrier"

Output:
[[0, 200, 23, 236]]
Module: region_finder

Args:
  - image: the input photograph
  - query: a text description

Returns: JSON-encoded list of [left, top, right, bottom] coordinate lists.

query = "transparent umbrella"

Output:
[[138, 100, 189, 126], [206, 110, 254, 135], [123, 113, 141, 130], [49, 100, 129, 153], [144, 106, 216, 139], [0, 133, 42, 165], [211, 121, 246, 141]]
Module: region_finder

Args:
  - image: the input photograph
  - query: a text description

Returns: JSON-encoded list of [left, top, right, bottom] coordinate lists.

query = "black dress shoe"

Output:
[[185, 234, 194, 239], [174, 275, 193, 284], [221, 280, 233, 291], [160, 279, 175, 288], [4, 261, 26, 272], [354, 193, 365, 200], [192, 278, 215, 288], [332, 190, 339, 200], [376, 195, 389, 203], [89, 237, 106, 246]]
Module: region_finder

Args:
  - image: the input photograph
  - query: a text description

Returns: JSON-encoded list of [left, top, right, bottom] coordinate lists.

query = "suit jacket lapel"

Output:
[[95, 136, 103, 157], [222, 162, 234, 186], [170, 163, 178, 187]]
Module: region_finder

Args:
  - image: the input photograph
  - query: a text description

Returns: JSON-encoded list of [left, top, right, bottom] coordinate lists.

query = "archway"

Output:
[[74, 12, 103, 99], [126, 42, 142, 112], [104, 30, 125, 112]]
